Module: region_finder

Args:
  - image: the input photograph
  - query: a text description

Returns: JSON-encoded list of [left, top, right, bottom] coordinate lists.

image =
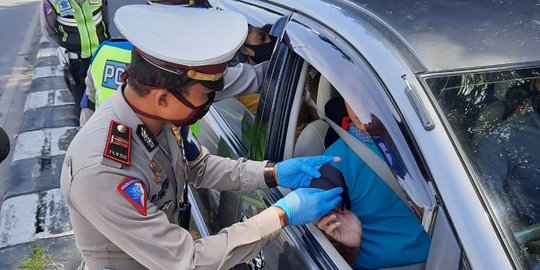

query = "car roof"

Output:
[[269, 0, 540, 73]]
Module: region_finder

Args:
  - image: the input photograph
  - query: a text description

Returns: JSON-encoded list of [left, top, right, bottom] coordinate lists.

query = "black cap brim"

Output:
[[200, 77, 224, 91]]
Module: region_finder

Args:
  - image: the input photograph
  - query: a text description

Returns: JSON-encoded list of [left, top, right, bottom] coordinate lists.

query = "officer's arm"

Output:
[[216, 61, 269, 101], [85, 66, 97, 105], [40, 0, 60, 47], [69, 166, 282, 269], [180, 126, 269, 192], [188, 146, 270, 192], [79, 68, 96, 126]]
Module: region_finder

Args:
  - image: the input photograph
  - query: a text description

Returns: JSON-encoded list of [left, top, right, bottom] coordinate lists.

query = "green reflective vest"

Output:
[[91, 40, 132, 107], [51, 0, 108, 57]]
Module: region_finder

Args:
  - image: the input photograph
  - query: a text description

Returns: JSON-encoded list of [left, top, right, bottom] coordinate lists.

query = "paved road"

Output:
[[0, 2, 80, 267], [0, 0, 147, 202], [0, 0, 41, 202]]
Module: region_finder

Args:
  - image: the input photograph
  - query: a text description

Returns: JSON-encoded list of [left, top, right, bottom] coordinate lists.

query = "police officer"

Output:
[[61, 5, 344, 269], [41, 0, 109, 111], [79, 0, 267, 125]]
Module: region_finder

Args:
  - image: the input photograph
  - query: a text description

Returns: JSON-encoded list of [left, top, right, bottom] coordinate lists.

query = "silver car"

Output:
[[188, 0, 540, 269]]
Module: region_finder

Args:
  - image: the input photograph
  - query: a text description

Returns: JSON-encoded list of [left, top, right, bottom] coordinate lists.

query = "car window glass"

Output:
[[211, 20, 283, 154], [284, 16, 435, 219], [290, 60, 434, 268], [425, 68, 540, 269], [212, 98, 257, 153]]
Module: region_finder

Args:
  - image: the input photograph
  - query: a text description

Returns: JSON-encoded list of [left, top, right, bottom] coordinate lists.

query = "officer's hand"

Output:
[[275, 156, 340, 189], [273, 187, 343, 226]]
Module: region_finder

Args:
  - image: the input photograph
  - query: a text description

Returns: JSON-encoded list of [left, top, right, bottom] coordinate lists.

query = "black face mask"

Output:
[[244, 36, 277, 64], [126, 78, 216, 127]]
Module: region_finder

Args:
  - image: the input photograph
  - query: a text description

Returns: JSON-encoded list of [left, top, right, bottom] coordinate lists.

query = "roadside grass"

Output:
[[17, 243, 54, 270]]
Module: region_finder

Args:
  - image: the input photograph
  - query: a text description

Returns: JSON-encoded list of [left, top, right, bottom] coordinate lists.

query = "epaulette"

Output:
[[103, 120, 132, 166]]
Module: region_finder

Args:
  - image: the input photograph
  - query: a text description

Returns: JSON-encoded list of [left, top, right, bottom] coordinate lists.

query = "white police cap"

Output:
[[114, 5, 247, 81]]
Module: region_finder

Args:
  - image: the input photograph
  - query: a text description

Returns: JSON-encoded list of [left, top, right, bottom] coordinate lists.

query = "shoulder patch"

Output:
[[117, 177, 147, 216], [43, 3, 53, 16], [103, 120, 131, 165]]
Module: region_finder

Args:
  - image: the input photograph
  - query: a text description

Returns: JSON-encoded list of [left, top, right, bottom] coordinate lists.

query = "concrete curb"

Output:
[[0, 35, 80, 267]]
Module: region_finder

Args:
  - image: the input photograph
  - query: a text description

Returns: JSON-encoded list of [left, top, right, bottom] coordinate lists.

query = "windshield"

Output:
[[425, 67, 540, 269]]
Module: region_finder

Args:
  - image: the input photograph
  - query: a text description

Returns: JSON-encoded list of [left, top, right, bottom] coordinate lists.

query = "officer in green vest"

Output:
[[41, 0, 110, 113], [79, 39, 132, 125]]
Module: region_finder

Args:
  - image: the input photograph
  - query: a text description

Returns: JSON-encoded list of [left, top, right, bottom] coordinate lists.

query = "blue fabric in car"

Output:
[[323, 125, 431, 269]]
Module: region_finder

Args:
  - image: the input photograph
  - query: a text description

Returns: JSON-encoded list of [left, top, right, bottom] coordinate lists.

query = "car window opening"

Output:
[[293, 63, 432, 269]]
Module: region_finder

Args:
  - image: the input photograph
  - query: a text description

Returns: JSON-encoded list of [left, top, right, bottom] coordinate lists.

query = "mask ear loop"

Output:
[[130, 77, 213, 113]]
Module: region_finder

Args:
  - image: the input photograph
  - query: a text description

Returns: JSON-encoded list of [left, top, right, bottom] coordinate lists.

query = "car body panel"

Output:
[[266, 0, 540, 72], [194, 0, 539, 269]]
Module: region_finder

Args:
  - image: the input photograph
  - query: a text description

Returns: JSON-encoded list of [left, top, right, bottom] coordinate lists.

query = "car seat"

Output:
[[293, 76, 343, 157]]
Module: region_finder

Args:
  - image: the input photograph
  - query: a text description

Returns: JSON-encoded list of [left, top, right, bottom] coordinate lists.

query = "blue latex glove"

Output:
[[273, 187, 343, 226], [276, 156, 339, 189]]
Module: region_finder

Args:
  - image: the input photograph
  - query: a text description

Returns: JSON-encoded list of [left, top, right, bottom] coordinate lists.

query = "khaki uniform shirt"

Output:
[[61, 89, 282, 269]]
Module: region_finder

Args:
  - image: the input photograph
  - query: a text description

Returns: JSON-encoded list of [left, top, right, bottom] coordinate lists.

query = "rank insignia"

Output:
[[103, 120, 131, 166], [137, 124, 158, 152], [149, 159, 164, 184], [117, 177, 147, 216]]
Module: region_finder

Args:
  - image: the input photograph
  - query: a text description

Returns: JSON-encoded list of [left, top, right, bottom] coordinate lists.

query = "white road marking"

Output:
[[32, 65, 63, 79], [0, 189, 73, 249], [24, 89, 74, 111], [12, 126, 78, 162], [35, 188, 73, 240]]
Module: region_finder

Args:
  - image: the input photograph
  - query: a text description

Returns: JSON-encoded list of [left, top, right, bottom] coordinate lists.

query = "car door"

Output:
[[234, 6, 461, 270], [201, 1, 516, 269], [192, 2, 286, 262]]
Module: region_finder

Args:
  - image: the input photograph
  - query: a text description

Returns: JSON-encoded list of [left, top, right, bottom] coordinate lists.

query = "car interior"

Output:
[[276, 61, 434, 268]]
